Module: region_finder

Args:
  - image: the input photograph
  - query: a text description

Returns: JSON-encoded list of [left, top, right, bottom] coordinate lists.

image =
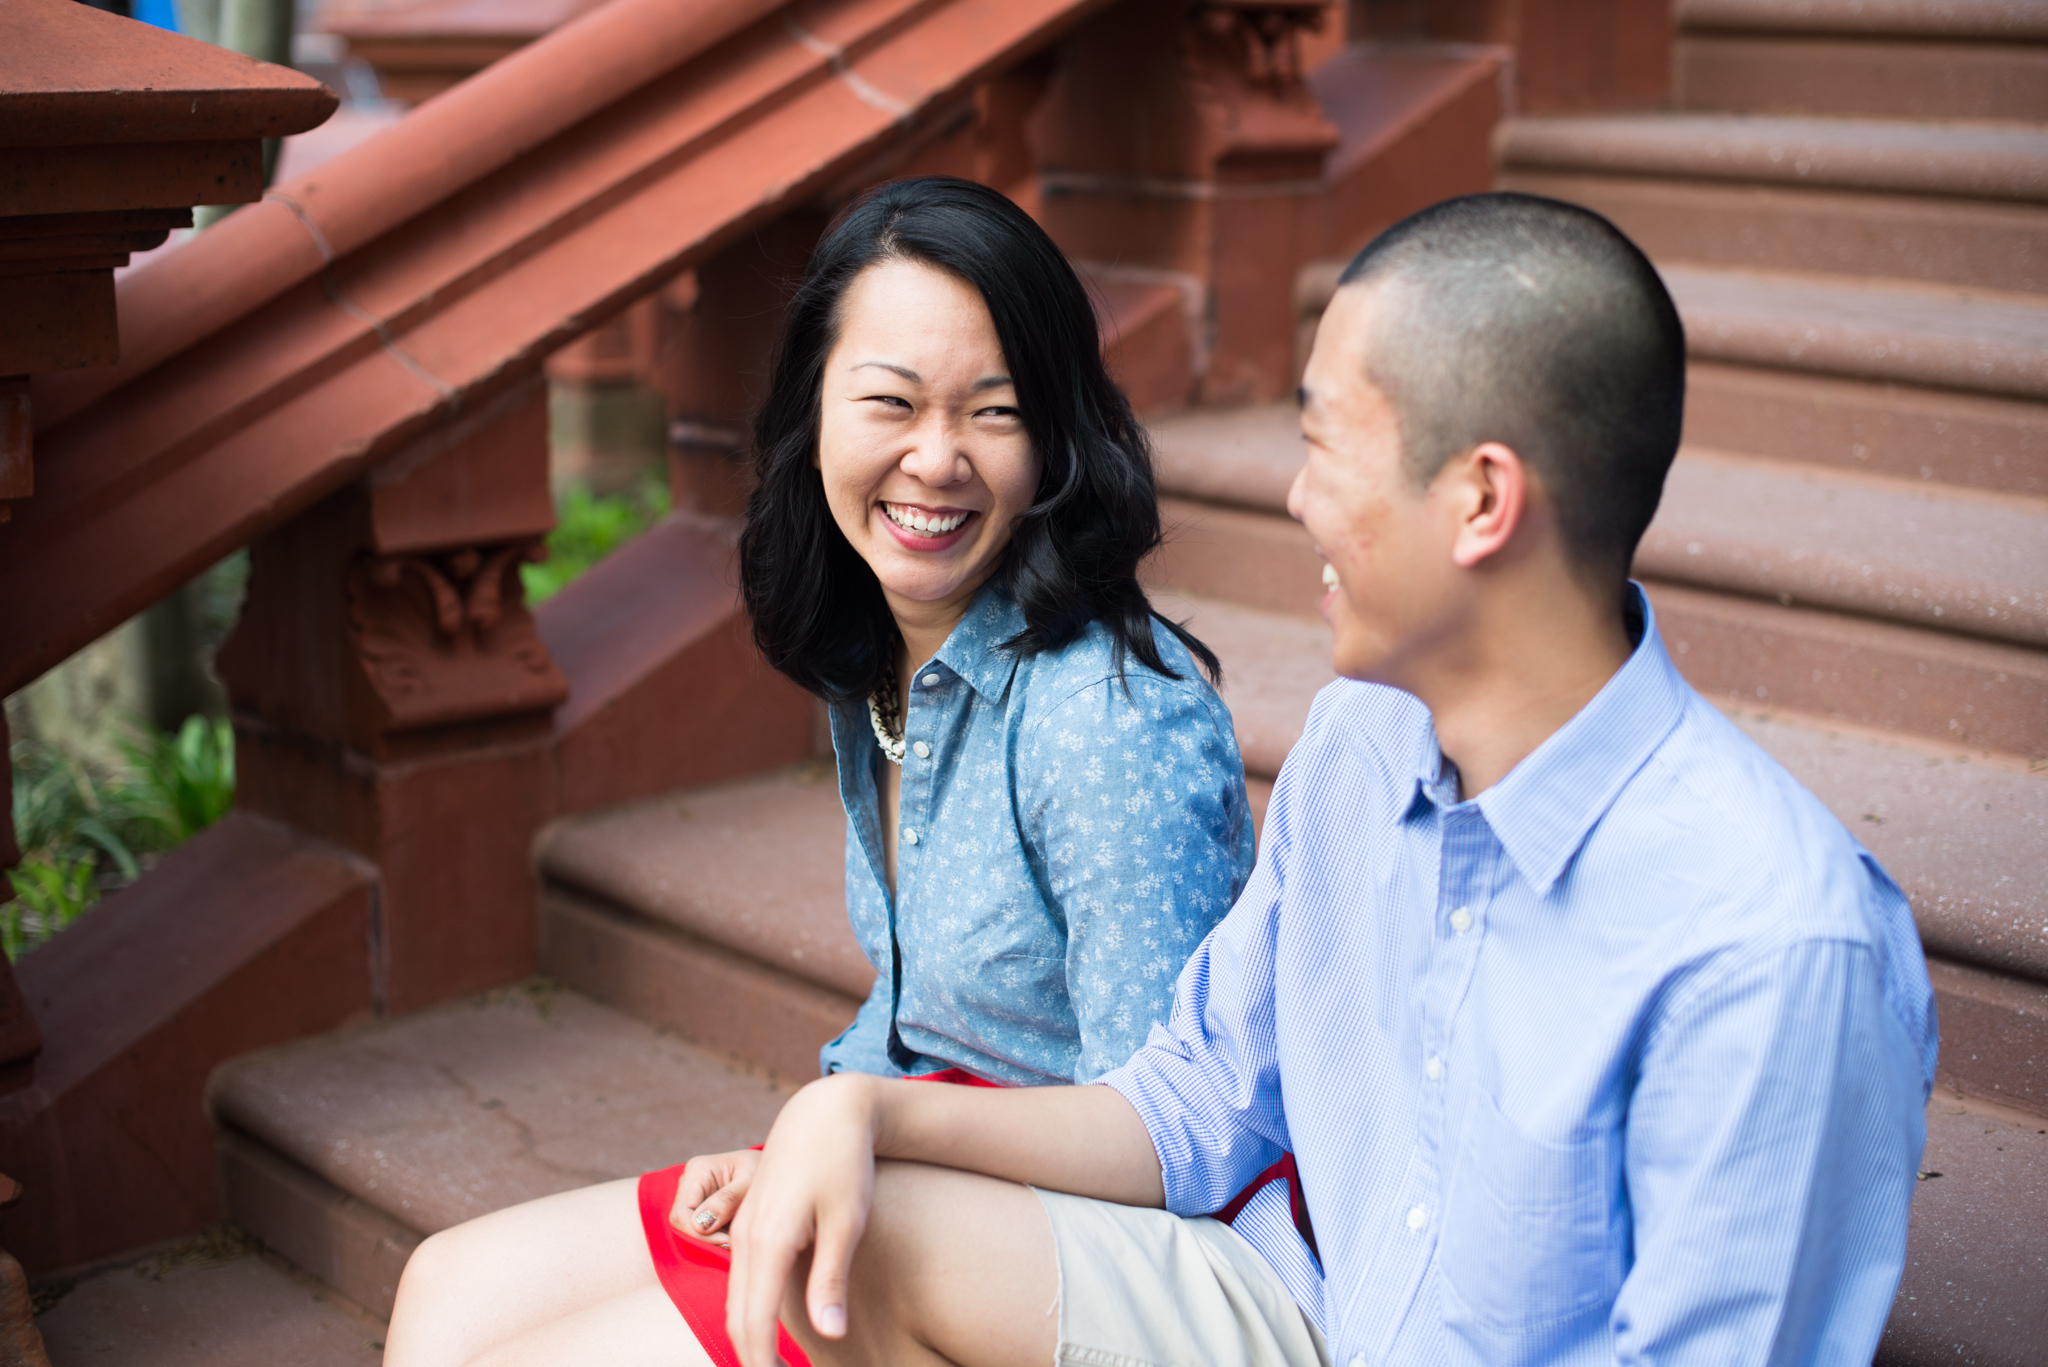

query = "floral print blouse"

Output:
[[819, 581, 1255, 1085]]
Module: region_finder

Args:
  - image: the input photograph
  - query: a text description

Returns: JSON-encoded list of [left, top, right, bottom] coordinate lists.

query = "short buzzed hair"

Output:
[[1338, 193, 1685, 587]]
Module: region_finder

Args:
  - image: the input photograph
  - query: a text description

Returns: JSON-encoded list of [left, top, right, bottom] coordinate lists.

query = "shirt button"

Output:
[[1425, 1055, 1443, 1081], [902, 827, 919, 845], [920, 673, 941, 687], [912, 740, 931, 759], [1449, 907, 1473, 934], [1406, 1203, 1428, 1232], [1349, 1358, 1368, 1367]]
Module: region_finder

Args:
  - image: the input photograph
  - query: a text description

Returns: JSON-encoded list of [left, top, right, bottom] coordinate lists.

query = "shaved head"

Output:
[[1336, 193, 1685, 586]]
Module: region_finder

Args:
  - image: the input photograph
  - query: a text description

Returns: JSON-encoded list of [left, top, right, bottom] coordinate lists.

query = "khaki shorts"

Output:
[[1032, 1188, 1332, 1367]]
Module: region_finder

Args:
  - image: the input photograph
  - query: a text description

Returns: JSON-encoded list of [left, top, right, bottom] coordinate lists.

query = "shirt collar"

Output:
[[1427, 584, 1690, 897], [929, 578, 1025, 702]]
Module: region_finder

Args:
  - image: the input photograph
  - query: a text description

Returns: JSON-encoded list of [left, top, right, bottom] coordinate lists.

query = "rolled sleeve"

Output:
[[1099, 846, 1294, 1216]]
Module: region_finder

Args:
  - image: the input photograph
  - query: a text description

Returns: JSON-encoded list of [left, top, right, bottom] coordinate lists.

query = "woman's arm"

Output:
[[1019, 673, 1253, 1078]]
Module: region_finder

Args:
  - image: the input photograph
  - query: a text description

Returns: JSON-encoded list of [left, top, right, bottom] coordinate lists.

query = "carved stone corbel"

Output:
[[346, 538, 567, 736]]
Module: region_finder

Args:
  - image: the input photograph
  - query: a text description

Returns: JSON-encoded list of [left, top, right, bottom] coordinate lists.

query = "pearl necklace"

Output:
[[868, 654, 906, 765], [868, 688, 906, 765]]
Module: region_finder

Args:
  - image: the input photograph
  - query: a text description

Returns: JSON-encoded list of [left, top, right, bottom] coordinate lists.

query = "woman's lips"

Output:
[[878, 502, 977, 552]]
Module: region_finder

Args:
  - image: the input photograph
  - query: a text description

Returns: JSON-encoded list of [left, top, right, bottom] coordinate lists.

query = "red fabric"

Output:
[[637, 1064, 1308, 1362], [637, 1067, 1004, 1364], [639, 1163, 806, 1367]]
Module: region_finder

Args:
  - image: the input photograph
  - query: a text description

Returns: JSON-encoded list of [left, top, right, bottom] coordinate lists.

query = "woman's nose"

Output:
[[898, 420, 971, 487]]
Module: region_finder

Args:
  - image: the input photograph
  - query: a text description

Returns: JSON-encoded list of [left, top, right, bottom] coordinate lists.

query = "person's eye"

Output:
[[977, 405, 1021, 421], [862, 394, 913, 411]]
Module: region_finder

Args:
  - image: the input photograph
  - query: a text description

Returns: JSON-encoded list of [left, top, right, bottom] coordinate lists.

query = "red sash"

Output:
[[635, 1067, 1310, 1364]]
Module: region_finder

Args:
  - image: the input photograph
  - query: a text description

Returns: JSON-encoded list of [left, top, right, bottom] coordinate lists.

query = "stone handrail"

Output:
[[3, 0, 1115, 698]]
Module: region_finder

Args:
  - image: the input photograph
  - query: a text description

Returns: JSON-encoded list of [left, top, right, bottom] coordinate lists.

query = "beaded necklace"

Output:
[[867, 653, 906, 765]]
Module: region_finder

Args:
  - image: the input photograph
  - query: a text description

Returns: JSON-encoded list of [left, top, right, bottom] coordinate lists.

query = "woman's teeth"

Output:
[[884, 504, 969, 537], [1321, 562, 1340, 590]]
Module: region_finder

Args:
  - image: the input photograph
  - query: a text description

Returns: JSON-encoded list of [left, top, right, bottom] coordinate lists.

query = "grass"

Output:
[[5, 715, 234, 960], [521, 474, 672, 606]]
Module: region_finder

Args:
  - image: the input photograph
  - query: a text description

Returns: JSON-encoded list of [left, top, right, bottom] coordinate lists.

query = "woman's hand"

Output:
[[669, 1147, 763, 1247], [727, 1073, 882, 1364]]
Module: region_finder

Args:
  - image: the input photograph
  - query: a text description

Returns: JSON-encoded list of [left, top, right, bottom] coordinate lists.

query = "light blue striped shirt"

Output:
[[1103, 587, 1938, 1365]]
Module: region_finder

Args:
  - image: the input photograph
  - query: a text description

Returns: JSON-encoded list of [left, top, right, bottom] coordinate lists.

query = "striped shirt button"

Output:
[[1405, 1204, 1428, 1232], [1425, 1055, 1443, 1081], [1448, 906, 1473, 934]]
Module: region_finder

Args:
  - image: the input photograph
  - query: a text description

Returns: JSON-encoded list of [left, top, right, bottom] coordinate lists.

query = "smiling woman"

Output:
[[379, 178, 1260, 1367]]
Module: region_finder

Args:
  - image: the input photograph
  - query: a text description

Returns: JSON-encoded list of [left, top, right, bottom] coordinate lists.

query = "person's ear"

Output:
[[1447, 441, 1528, 570]]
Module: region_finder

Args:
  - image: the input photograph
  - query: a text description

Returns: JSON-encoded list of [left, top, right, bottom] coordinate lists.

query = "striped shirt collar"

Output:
[[1422, 584, 1690, 898]]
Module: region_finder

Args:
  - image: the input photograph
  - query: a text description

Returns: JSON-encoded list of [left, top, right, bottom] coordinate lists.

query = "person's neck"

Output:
[[886, 572, 994, 675], [1408, 574, 1634, 801]]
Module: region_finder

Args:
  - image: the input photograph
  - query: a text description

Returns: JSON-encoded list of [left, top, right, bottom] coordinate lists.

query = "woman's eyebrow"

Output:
[[851, 361, 920, 382], [972, 375, 1014, 392]]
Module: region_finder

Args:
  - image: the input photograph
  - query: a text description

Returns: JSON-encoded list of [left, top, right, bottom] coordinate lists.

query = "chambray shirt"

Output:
[[1103, 588, 1938, 1365], [820, 581, 1256, 1086]]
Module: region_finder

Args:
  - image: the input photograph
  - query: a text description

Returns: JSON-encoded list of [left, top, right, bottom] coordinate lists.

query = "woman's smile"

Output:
[[880, 501, 976, 547]]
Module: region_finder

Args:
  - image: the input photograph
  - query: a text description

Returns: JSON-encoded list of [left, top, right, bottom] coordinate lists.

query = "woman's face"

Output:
[[817, 257, 1042, 626]]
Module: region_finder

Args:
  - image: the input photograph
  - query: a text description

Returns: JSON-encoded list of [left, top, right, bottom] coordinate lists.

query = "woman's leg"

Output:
[[382, 1177, 688, 1367], [467, 1286, 714, 1367]]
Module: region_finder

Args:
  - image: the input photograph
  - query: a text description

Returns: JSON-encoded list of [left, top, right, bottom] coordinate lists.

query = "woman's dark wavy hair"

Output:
[[739, 175, 1218, 704]]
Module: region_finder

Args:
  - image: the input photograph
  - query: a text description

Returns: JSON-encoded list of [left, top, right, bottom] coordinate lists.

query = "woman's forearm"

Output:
[[867, 1076, 1166, 1208]]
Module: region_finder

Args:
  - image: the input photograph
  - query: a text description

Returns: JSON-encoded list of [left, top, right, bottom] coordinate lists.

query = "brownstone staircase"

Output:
[[188, 5, 2046, 1364]]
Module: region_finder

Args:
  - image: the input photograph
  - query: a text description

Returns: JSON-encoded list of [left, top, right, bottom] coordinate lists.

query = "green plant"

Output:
[[5, 714, 236, 959], [115, 714, 235, 847], [521, 475, 672, 605]]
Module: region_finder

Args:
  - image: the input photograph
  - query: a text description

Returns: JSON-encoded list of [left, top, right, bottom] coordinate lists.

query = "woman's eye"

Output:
[[977, 405, 1021, 420], [861, 394, 912, 410]]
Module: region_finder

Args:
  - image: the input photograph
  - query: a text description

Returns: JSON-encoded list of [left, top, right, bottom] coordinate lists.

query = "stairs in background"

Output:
[[197, 4, 2044, 1360]]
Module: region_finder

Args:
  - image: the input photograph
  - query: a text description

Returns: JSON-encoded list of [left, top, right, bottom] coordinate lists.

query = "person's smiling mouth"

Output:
[[882, 502, 975, 539]]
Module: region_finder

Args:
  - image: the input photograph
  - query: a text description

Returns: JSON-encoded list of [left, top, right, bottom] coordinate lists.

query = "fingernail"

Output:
[[693, 1209, 716, 1230], [817, 1304, 847, 1337]]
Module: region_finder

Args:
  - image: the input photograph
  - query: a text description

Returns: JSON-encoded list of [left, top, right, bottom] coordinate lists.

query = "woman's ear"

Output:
[[1447, 441, 1528, 570]]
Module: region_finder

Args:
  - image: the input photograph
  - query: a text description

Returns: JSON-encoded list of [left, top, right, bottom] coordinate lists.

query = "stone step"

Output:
[[1149, 407, 2048, 649], [1495, 116, 2048, 294], [1676, 0, 2048, 44], [1673, 26, 2048, 122], [33, 1227, 389, 1366], [1876, 1092, 2048, 1365], [1682, 359, 2046, 498], [1143, 407, 2048, 754], [207, 986, 791, 1318]]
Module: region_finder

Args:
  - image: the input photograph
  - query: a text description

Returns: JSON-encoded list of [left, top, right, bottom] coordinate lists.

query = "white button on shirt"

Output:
[[1425, 1055, 1443, 1081], [902, 827, 919, 845], [1448, 906, 1473, 933], [912, 740, 931, 759], [920, 673, 941, 687], [1406, 1204, 1428, 1232]]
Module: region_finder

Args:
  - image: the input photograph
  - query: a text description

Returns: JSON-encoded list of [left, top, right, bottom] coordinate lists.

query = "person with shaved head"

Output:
[[721, 192, 1939, 1367]]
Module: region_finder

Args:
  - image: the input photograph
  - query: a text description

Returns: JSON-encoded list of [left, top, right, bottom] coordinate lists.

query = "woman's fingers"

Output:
[[805, 1207, 863, 1340], [690, 1179, 750, 1239], [726, 1202, 800, 1367], [672, 1149, 761, 1238]]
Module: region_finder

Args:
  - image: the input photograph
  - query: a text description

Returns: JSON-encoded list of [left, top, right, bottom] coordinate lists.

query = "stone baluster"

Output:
[[1030, 0, 1341, 406], [215, 379, 568, 1013]]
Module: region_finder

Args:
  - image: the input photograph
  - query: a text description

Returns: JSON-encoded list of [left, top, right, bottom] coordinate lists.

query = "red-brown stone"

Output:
[[0, 816, 374, 1275]]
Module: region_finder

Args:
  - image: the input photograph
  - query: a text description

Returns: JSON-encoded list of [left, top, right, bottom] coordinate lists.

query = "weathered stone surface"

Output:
[[209, 988, 789, 1237], [35, 1238, 385, 1367]]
